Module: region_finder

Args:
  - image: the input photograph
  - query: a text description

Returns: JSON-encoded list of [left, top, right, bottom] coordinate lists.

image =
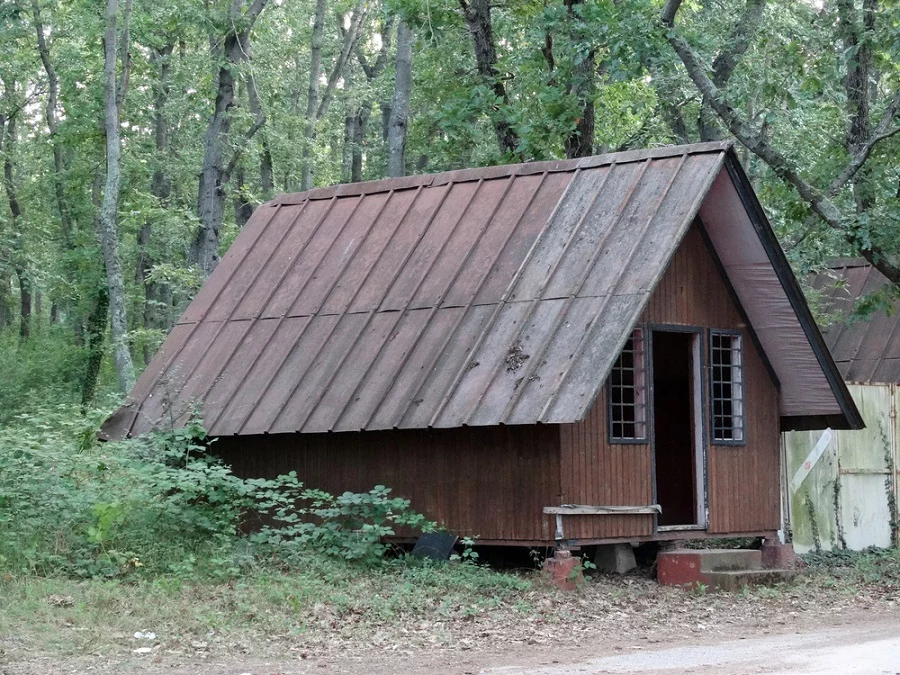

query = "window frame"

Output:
[[607, 325, 649, 444], [708, 329, 746, 446]]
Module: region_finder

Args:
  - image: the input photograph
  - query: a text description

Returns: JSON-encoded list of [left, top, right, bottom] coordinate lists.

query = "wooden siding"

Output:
[[558, 399, 655, 539], [557, 223, 781, 539], [215, 424, 561, 543]]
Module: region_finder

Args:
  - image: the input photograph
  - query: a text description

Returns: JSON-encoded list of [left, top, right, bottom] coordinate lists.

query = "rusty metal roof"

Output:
[[811, 259, 900, 384], [101, 140, 859, 439]]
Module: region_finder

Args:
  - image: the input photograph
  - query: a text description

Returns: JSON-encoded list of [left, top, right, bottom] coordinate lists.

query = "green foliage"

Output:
[[0, 329, 88, 423], [803, 547, 900, 595], [248, 480, 436, 565], [0, 410, 434, 579], [450, 536, 479, 563], [0, 0, 896, 405]]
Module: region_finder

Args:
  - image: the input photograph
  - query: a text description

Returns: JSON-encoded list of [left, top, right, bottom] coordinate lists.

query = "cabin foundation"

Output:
[[592, 543, 637, 574]]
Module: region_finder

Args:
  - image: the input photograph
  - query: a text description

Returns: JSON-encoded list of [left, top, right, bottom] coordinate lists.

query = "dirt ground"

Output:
[[3, 580, 898, 675]]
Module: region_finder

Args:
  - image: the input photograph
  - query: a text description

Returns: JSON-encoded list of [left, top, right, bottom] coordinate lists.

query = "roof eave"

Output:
[[722, 151, 864, 431]]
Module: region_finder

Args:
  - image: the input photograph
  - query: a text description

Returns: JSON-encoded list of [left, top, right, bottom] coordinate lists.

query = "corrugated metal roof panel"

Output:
[[816, 260, 900, 384], [103, 141, 792, 439]]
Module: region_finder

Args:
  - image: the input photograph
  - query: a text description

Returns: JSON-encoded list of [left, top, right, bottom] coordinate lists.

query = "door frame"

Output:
[[648, 324, 709, 532]]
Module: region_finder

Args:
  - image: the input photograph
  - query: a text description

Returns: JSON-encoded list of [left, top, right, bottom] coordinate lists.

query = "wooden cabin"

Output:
[[103, 141, 862, 548]]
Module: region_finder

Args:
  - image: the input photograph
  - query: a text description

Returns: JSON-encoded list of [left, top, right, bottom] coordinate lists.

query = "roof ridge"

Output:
[[270, 141, 734, 205]]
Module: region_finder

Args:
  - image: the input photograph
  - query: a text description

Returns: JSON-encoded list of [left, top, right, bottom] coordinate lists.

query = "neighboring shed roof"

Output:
[[102, 141, 861, 439], [811, 259, 900, 384]]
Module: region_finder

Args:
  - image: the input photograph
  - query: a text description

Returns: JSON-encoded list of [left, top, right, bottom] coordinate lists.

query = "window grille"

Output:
[[710, 331, 744, 443], [609, 327, 647, 442]]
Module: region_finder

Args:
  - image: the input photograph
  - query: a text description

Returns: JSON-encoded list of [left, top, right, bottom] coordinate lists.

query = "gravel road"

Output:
[[486, 618, 900, 674]]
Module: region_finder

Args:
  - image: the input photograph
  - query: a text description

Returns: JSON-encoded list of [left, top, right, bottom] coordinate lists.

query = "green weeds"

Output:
[[0, 408, 435, 579]]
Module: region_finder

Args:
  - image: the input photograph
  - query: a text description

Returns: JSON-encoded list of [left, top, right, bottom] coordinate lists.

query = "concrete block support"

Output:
[[542, 550, 582, 590], [761, 539, 797, 569], [593, 543, 637, 574]]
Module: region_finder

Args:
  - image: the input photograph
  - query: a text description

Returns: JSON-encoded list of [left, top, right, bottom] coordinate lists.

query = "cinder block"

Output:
[[593, 543, 637, 574]]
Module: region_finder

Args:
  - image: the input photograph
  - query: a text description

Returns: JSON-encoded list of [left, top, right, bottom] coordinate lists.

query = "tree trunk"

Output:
[[137, 43, 174, 365], [15, 270, 31, 342], [301, 0, 327, 191], [459, 0, 520, 157], [194, 39, 236, 275], [98, 0, 136, 393], [837, 0, 876, 213], [193, 0, 269, 276], [246, 73, 274, 199], [1, 82, 31, 342], [350, 19, 393, 183], [0, 276, 11, 329], [388, 21, 414, 178], [342, 107, 357, 182], [563, 0, 595, 158], [233, 166, 254, 228], [697, 0, 765, 141], [32, 0, 73, 245], [351, 108, 369, 183], [301, 0, 367, 190], [81, 282, 110, 410]]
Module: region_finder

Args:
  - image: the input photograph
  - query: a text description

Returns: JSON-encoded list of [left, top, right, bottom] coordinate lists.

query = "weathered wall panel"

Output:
[[785, 384, 898, 553]]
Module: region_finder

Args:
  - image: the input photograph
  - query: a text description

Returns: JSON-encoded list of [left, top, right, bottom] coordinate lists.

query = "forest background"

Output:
[[0, 0, 897, 419]]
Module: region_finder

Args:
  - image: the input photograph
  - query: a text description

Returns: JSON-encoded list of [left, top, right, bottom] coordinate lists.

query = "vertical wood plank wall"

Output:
[[215, 424, 561, 543], [556, 223, 781, 539]]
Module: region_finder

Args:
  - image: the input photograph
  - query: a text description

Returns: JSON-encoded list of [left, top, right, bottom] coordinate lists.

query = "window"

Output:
[[609, 327, 647, 442], [710, 331, 744, 443]]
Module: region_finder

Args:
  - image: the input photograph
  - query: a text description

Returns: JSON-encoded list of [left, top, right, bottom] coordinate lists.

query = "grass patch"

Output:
[[0, 558, 536, 657], [801, 547, 900, 597]]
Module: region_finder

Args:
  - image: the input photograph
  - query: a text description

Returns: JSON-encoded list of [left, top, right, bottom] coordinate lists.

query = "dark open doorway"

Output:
[[652, 330, 702, 528]]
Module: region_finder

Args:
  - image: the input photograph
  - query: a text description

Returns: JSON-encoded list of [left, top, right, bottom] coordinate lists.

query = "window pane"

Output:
[[710, 331, 745, 443], [609, 327, 647, 441]]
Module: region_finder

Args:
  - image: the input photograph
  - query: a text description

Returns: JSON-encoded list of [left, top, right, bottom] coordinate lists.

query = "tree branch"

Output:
[[827, 89, 900, 197], [223, 111, 266, 184], [660, 3, 900, 284], [115, 0, 134, 113], [317, 0, 367, 120], [356, 16, 394, 80], [245, 0, 268, 29], [660, 0, 684, 27]]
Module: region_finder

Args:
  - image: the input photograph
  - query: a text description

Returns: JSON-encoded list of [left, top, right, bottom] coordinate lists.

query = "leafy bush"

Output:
[[250, 481, 434, 564], [0, 407, 435, 579]]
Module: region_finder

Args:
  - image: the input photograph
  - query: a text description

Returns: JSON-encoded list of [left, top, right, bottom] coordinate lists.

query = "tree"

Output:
[[661, 0, 900, 285], [387, 21, 413, 177], [98, 0, 136, 393], [1, 78, 30, 340], [300, 0, 368, 190], [192, 0, 270, 277], [459, 0, 520, 158]]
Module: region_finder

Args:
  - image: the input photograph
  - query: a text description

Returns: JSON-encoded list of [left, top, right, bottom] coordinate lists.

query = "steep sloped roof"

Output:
[[102, 141, 861, 439], [811, 259, 900, 384]]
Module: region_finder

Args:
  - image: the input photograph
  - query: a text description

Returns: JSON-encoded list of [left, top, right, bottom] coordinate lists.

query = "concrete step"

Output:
[[705, 568, 799, 592], [658, 548, 767, 588], [660, 548, 762, 573]]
